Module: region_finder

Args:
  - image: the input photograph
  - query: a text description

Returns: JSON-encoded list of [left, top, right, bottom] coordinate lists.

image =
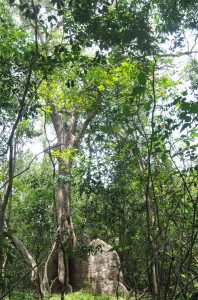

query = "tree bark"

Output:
[[56, 158, 77, 291], [42, 102, 78, 292], [0, 202, 5, 297]]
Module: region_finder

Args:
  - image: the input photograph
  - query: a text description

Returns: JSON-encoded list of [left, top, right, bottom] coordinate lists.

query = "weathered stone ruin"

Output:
[[72, 239, 128, 297]]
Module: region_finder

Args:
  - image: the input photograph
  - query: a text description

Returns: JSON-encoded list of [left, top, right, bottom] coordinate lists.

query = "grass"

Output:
[[5, 290, 129, 300], [44, 291, 127, 300]]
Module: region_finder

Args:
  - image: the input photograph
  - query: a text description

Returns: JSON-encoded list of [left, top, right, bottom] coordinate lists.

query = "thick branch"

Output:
[[77, 109, 98, 143], [11, 235, 37, 274], [59, 109, 72, 116], [46, 100, 67, 140], [70, 110, 78, 136]]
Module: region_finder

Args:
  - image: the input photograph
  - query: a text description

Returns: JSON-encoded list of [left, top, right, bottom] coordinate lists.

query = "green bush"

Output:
[[5, 290, 37, 300]]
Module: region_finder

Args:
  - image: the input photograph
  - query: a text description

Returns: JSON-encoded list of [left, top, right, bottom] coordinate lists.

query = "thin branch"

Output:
[[155, 51, 198, 58], [190, 35, 198, 52], [144, 57, 158, 295], [0, 144, 62, 191], [52, 19, 64, 33], [0, 263, 38, 300]]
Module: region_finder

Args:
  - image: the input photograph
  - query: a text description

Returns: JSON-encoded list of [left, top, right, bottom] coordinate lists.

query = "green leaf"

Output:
[[57, 10, 64, 16], [123, 105, 131, 116], [6, 252, 15, 265], [127, 128, 134, 134], [189, 103, 198, 114], [30, 12, 36, 19], [71, 80, 75, 87], [144, 99, 153, 111], [194, 164, 198, 172], [161, 153, 167, 163], [48, 16, 53, 22], [184, 115, 191, 122], [179, 112, 185, 119], [19, 3, 29, 11], [151, 132, 158, 141], [3, 231, 12, 239], [108, 244, 124, 252], [113, 126, 121, 133], [34, 5, 40, 15], [133, 146, 140, 155], [180, 123, 191, 132], [101, 126, 112, 135], [155, 147, 161, 153], [137, 72, 147, 85], [25, 9, 31, 18], [132, 86, 145, 96], [179, 112, 189, 121]]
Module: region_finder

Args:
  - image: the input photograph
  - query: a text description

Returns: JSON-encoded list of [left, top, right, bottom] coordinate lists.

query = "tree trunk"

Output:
[[56, 157, 77, 291], [57, 158, 76, 247], [42, 103, 78, 293], [0, 203, 5, 297], [42, 91, 98, 293], [42, 157, 77, 293]]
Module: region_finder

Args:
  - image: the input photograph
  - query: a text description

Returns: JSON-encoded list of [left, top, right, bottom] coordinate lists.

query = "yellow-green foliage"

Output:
[[51, 148, 78, 159], [44, 291, 127, 300], [37, 60, 144, 117]]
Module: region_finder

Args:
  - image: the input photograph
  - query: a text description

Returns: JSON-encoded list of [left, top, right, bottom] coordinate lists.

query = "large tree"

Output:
[[0, 0, 197, 298]]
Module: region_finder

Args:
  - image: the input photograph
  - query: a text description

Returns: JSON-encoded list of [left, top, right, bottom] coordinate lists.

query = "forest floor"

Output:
[[5, 290, 136, 300]]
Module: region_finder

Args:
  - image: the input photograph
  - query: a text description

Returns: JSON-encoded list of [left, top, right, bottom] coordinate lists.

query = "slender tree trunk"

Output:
[[0, 203, 5, 297]]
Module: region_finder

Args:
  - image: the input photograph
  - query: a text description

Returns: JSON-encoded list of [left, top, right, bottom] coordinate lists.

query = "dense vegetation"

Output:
[[0, 0, 197, 299]]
